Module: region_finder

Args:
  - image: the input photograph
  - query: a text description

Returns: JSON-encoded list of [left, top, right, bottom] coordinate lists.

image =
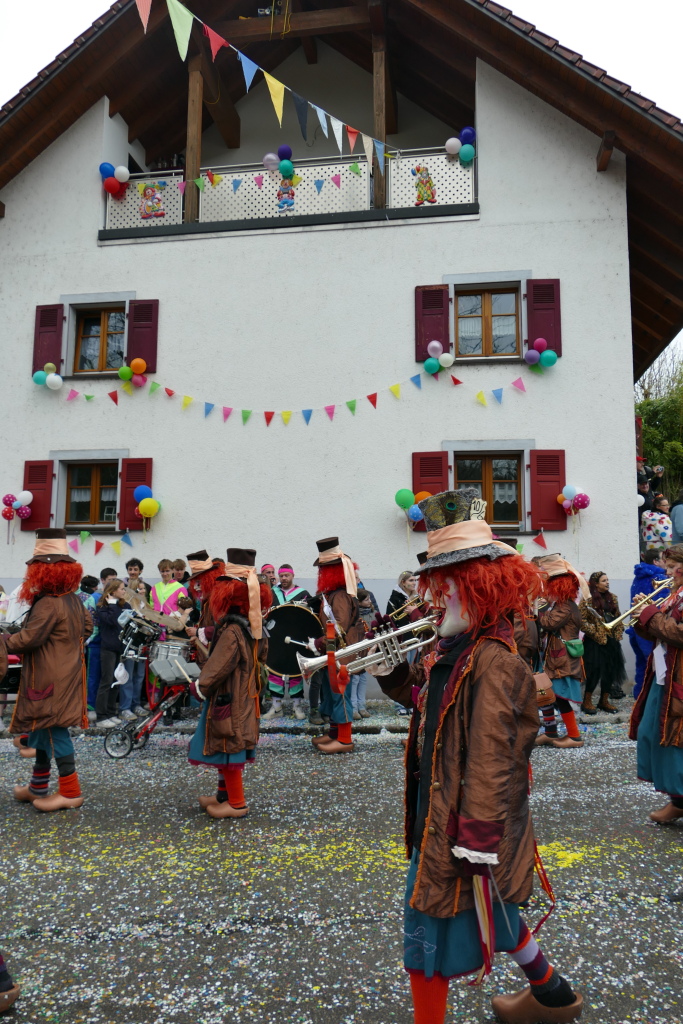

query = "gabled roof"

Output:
[[1, 0, 681, 378]]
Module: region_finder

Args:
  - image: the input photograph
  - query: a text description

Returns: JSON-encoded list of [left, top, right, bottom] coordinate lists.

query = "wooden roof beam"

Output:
[[596, 130, 615, 171], [630, 232, 683, 282], [631, 290, 681, 329], [630, 260, 683, 309], [292, 0, 317, 64], [214, 6, 370, 44], [632, 315, 665, 341]]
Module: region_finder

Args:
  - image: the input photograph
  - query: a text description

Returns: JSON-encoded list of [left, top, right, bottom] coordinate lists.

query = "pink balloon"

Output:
[[562, 499, 572, 510], [533, 338, 548, 352], [132, 374, 147, 388], [17, 505, 32, 520], [427, 340, 443, 358], [573, 492, 590, 510], [2, 494, 16, 508]]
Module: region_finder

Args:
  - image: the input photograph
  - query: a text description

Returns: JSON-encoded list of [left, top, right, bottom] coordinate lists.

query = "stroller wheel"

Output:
[[132, 731, 149, 751], [104, 728, 133, 759]]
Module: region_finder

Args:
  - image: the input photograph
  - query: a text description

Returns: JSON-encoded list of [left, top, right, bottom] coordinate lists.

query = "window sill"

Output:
[[453, 356, 523, 364], [65, 526, 119, 535], [62, 372, 124, 381]]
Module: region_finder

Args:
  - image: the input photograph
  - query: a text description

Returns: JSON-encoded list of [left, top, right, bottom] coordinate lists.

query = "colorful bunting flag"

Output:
[[533, 532, 547, 549], [181, 395, 194, 410], [79, 531, 91, 543], [373, 139, 385, 175], [68, 539, 79, 553], [207, 170, 215, 186], [232, 179, 242, 192], [367, 393, 377, 408], [325, 405, 335, 420], [292, 93, 309, 140], [451, 376, 463, 386], [204, 402, 214, 417], [281, 410, 292, 425], [177, 181, 187, 195], [346, 400, 356, 414], [66, 389, 79, 401], [84, 394, 94, 401], [212, 174, 223, 187], [165, 388, 175, 397], [329, 116, 344, 153], [253, 175, 264, 189], [302, 409, 313, 425], [149, 381, 161, 394], [349, 162, 361, 176], [194, 176, 205, 191], [121, 381, 133, 396], [94, 540, 105, 555], [264, 411, 275, 426], [361, 134, 374, 173], [135, 0, 152, 32], [222, 407, 232, 422], [238, 50, 260, 91], [264, 73, 285, 126], [166, 0, 195, 61], [242, 410, 252, 424], [203, 23, 228, 61], [516, 543, 524, 554], [475, 390, 487, 406], [311, 105, 329, 137], [529, 364, 544, 376], [389, 384, 401, 399], [111, 540, 122, 557], [492, 388, 503, 404], [291, 174, 302, 186], [346, 126, 359, 152], [314, 180, 324, 194], [122, 533, 133, 547], [511, 377, 526, 392], [108, 390, 118, 405], [331, 174, 341, 189], [410, 375, 422, 389]]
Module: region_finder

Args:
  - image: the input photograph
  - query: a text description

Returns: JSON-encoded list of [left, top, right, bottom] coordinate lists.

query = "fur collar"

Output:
[[220, 612, 252, 634]]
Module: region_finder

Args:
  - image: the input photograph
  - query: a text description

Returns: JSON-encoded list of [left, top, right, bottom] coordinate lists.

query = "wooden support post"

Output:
[[292, 0, 317, 64], [184, 55, 203, 223], [372, 37, 393, 208], [596, 130, 615, 172]]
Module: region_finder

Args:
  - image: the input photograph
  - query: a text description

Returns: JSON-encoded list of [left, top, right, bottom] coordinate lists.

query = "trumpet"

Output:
[[294, 614, 439, 681], [603, 577, 675, 631]]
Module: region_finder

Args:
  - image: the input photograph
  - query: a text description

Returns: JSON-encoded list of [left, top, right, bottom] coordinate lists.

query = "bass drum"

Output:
[[265, 603, 323, 678]]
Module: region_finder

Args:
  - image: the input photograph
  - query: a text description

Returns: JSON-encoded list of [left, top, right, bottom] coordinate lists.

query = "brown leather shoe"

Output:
[[0, 984, 20, 1013], [13, 785, 39, 803], [311, 732, 332, 747], [316, 740, 355, 755], [33, 793, 84, 812], [649, 802, 683, 824], [551, 736, 584, 749], [492, 986, 583, 1023], [597, 693, 617, 713], [535, 733, 555, 746], [198, 795, 219, 810], [206, 802, 248, 819], [12, 737, 36, 759]]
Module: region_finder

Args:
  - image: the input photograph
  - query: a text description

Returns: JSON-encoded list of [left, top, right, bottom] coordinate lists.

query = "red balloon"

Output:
[[2, 507, 14, 521], [134, 506, 143, 519], [104, 177, 120, 195]]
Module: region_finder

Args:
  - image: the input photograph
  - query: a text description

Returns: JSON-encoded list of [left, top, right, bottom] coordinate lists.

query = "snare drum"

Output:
[[150, 638, 193, 664]]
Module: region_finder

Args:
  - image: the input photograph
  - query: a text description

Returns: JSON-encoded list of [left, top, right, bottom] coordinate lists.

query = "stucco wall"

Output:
[[0, 60, 637, 628]]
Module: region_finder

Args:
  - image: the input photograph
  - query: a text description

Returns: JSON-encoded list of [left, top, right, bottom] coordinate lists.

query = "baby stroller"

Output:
[[103, 617, 201, 758]]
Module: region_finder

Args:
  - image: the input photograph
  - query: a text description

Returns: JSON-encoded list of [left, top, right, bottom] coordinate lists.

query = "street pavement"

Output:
[[0, 705, 681, 1024]]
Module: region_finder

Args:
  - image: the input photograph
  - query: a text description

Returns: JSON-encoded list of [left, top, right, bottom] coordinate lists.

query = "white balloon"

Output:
[[262, 152, 279, 170], [17, 490, 33, 505], [45, 373, 63, 390], [438, 352, 455, 368], [114, 165, 130, 183], [445, 137, 462, 155], [636, 494, 645, 507]]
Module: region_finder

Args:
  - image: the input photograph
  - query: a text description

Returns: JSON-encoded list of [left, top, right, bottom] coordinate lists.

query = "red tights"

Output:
[[218, 767, 246, 808], [409, 971, 449, 1024]]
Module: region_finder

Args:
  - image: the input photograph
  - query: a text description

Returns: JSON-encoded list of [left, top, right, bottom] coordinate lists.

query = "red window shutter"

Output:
[[33, 305, 64, 374], [119, 458, 153, 531], [126, 300, 159, 372], [21, 461, 54, 531], [415, 286, 449, 362], [530, 450, 566, 531], [412, 451, 449, 532], [526, 280, 561, 356]]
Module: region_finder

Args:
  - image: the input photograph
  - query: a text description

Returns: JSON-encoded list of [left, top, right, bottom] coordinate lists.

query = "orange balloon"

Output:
[[414, 490, 432, 502], [130, 357, 147, 375], [556, 493, 565, 505]]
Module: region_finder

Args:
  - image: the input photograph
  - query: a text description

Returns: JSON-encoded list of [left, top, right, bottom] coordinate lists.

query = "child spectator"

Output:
[[95, 579, 130, 727]]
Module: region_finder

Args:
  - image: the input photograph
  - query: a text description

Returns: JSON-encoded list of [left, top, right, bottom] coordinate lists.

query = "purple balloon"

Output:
[[277, 144, 293, 161], [524, 350, 540, 365], [17, 505, 32, 520], [459, 126, 476, 144], [573, 493, 590, 510]]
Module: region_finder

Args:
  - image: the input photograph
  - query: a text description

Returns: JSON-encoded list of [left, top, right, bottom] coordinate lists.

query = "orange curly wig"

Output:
[[188, 562, 226, 602], [20, 561, 84, 605], [418, 555, 543, 635], [317, 561, 358, 595], [543, 572, 579, 605], [209, 578, 273, 622]]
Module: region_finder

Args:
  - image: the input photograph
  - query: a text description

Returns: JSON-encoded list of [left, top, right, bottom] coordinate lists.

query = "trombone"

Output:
[[603, 577, 674, 631], [387, 594, 427, 620]]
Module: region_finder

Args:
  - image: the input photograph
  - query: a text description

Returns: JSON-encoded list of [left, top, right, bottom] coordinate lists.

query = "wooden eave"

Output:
[[0, 0, 681, 378]]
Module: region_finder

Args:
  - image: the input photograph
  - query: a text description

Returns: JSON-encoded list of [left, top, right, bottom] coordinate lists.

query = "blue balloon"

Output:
[[459, 126, 476, 144], [407, 504, 424, 522], [12, 501, 21, 510], [133, 484, 153, 503], [277, 144, 292, 161], [99, 162, 115, 179]]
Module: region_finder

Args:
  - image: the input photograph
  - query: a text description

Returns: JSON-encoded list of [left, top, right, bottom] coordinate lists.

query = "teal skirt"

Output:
[[403, 846, 520, 978], [552, 675, 583, 703], [27, 725, 74, 759], [187, 699, 256, 768], [637, 682, 683, 796]]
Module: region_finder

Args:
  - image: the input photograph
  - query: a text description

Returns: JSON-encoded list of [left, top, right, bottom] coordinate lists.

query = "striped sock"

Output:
[[0, 952, 13, 992], [29, 763, 50, 797], [216, 773, 228, 804], [508, 919, 575, 1008], [540, 705, 558, 737]]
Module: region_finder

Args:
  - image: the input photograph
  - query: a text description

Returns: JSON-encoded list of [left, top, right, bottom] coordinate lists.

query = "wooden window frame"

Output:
[[65, 462, 118, 527], [453, 453, 522, 527], [74, 307, 125, 374], [454, 288, 520, 359]]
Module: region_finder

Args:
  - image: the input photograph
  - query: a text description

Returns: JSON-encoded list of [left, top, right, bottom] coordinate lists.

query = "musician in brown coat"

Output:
[[4, 530, 92, 812], [366, 491, 582, 1024], [187, 548, 270, 819]]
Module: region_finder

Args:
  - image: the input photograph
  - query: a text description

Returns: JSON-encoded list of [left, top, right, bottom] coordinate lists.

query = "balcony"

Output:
[[102, 149, 477, 238]]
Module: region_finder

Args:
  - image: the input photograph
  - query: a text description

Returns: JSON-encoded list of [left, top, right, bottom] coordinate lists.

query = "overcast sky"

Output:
[[1, 0, 682, 114]]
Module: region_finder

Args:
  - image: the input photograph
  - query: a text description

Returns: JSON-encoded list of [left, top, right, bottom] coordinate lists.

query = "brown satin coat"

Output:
[[7, 593, 92, 733], [319, 589, 365, 647], [196, 616, 268, 756], [537, 600, 585, 680], [380, 625, 538, 918], [631, 605, 683, 748], [514, 614, 538, 669]]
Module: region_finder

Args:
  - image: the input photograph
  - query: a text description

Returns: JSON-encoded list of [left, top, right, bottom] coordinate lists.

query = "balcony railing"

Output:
[[104, 148, 476, 231]]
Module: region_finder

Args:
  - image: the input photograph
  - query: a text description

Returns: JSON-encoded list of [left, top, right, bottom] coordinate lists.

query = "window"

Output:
[[74, 308, 125, 372], [65, 463, 118, 525], [453, 454, 521, 525], [455, 289, 520, 358]]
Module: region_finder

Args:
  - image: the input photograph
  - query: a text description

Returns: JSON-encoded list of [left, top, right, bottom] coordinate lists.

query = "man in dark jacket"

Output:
[[626, 549, 668, 698]]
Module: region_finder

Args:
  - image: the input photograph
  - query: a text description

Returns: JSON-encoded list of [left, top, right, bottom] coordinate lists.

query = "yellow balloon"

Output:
[[44, 362, 57, 374], [138, 497, 160, 518]]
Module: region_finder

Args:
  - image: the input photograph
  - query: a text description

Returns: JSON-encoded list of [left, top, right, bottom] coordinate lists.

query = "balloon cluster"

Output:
[[99, 162, 130, 200], [423, 339, 454, 375], [2, 491, 33, 522], [33, 362, 63, 390], [524, 338, 558, 368], [444, 126, 476, 165], [395, 488, 433, 524], [556, 484, 590, 516], [118, 357, 148, 388], [133, 485, 160, 526], [263, 144, 294, 179]]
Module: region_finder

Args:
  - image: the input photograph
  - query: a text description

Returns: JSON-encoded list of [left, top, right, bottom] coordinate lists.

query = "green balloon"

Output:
[[32, 370, 47, 386], [539, 349, 558, 368], [395, 488, 415, 510], [279, 159, 294, 178], [424, 357, 440, 375], [118, 365, 133, 380], [459, 143, 475, 164]]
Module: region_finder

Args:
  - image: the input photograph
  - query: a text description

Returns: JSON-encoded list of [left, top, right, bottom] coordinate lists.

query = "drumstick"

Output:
[[173, 659, 194, 684]]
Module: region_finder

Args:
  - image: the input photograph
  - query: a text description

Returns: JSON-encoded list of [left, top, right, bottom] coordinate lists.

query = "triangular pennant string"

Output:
[[204, 402, 214, 417], [361, 134, 374, 172], [232, 179, 242, 192], [194, 176, 205, 191], [66, 389, 80, 401], [238, 50, 260, 92], [331, 173, 341, 189], [367, 393, 377, 408], [263, 73, 285, 126], [410, 375, 422, 389], [492, 388, 503, 404], [84, 394, 94, 401], [68, 539, 79, 554], [511, 377, 526, 392], [533, 532, 547, 549], [292, 93, 309, 141], [302, 409, 313, 425], [529, 364, 544, 376], [165, 0, 195, 61], [206, 170, 215, 185], [451, 376, 463, 386], [373, 139, 385, 175], [149, 381, 161, 394], [222, 407, 233, 422], [165, 388, 175, 397], [346, 400, 356, 414], [181, 395, 194, 410], [329, 116, 344, 154], [389, 384, 401, 399], [107, 391, 118, 405], [121, 533, 134, 547], [475, 390, 487, 406], [111, 540, 122, 557], [311, 105, 329, 137], [253, 175, 264, 189], [135, 0, 152, 32], [177, 181, 187, 195], [349, 162, 361, 176], [121, 381, 133, 396], [346, 126, 359, 152], [264, 411, 275, 426], [94, 540, 105, 555], [324, 405, 335, 421], [314, 180, 324, 194], [203, 23, 228, 61], [79, 531, 91, 543], [281, 410, 292, 425], [242, 410, 252, 424]]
